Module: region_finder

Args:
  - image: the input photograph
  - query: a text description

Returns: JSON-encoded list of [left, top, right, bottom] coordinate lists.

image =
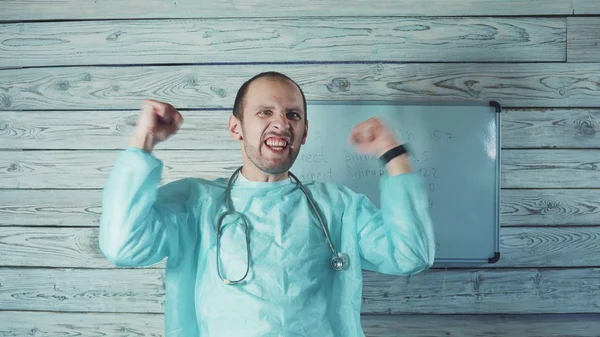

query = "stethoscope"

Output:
[[216, 166, 350, 285]]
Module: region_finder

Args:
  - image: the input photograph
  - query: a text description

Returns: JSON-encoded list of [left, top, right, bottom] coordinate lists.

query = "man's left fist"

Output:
[[348, 117, 401, 157]]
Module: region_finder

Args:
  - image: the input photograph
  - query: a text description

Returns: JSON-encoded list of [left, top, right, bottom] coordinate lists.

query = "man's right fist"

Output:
[[129, 99, 183, 152]]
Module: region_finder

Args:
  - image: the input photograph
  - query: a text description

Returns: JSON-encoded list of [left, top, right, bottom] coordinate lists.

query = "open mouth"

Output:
[[264, 137, 290, 152]]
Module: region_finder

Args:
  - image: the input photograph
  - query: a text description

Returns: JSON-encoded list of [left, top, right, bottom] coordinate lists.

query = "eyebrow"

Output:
[[257, 105, 304, 114]]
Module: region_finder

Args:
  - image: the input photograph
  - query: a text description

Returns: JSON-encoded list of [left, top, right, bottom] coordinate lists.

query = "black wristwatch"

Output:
[[380, 144, 409, 164]]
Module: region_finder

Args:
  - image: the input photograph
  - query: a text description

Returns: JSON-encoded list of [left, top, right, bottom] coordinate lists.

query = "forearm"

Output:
[[385, 153, 412, 176]]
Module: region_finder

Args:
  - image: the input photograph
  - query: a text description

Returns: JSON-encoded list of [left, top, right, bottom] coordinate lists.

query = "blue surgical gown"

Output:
[[99, 147, 435, 336]]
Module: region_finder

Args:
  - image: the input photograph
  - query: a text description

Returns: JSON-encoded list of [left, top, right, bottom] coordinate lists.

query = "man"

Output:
[[99, 71, 435, 336]]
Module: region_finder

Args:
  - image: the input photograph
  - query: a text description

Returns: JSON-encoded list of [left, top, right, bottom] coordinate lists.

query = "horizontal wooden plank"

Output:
[[363, 314, 600, 337], [2, 63, 600, 110], [0, 268, 164, 313], [6, 109, 600, 150], [0, 150, 241, 189], [573, 0, 600, 15], [3, 149, 599, 189], [0, 110, 235, 150], [567, 18, 600, 62], [0, 311, 164, 337], [4, 188, 597, 227], [2, 267, 600, 314], [502, 189, 600, 226], [0, 0, 575, 21], [494, 227, 600, 268], [0, 190, 102, 226], [2, 227, 599, 268], [502, 109, 600, 148], [2, 312, 599, 337], [0, 18, 566, 68], [502, 150, 600, 188]]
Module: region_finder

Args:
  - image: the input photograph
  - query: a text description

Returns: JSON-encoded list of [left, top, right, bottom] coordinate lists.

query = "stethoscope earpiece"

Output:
[[331, 252, 350, 271]]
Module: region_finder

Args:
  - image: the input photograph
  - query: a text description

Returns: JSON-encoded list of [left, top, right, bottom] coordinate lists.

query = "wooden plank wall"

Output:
[[1, 1, 600, 336]]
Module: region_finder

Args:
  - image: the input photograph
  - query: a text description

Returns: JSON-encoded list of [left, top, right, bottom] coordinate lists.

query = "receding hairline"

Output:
[[232, 72, 307, 122]]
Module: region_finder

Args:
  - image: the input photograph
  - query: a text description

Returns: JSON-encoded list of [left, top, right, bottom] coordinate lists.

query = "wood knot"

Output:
[[210, 86, 227, 98], [0, 94, 11, 108], [8, 163, 21, 172], [106, 30, 125, 41], [575, 115, 597, 139], [55, 81, 70, 91], [326, 78, 350, 93]]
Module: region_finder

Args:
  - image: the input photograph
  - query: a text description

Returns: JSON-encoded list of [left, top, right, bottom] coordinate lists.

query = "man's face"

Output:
[[230, 77, 308, 175]]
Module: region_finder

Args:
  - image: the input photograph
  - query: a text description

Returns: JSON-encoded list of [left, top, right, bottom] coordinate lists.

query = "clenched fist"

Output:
[[349, 117, 400, 157], [129, 99, 183, 152]]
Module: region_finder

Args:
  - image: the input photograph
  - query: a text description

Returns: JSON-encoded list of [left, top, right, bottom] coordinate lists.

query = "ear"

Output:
[[229, 115, 243, 140], [301, 120, 309, 145]]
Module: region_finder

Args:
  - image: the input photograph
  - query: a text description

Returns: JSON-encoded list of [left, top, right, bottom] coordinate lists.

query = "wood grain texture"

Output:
[[6, 109, 600, 150], [2, 63, 600, 110], [2, 227, 599, 268], [0, 110, 235, 150], [0, 150, 241, 189], [501, 189, 600, 226], [3, 267, 600, 314], [0, 268, 165, 313], [3, 188, 596, 227], [0, 190, 102, 226], [567, 18, 600, 62], [0, 18, 566, 68], [495, 227, 600, 268], [502, 150, 600, 189], [362, 314, 600, 337], [0, 311, 164, 337], [573, 0, 600, 14], [502, 109, 600, 148], [0, 0, 574, 21], [3, 149, 600, 189], [2, 312, 600, 337]]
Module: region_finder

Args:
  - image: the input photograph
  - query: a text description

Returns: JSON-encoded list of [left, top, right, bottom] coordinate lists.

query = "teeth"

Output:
[[266, 139, 288, 147]]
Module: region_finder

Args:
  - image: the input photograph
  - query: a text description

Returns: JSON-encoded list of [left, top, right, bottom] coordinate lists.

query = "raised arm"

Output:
[[99, 100, 188, 267], [348, 118, 435, 275]]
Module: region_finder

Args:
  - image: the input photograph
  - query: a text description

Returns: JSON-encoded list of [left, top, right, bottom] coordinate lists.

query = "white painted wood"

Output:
[[0, 18, 566, 68], [2, 63, 600, 110], [502, 150, 600, 188], [0, 268, 164, 313], [3, 267, 600, 314], [6, 109, 600, 150], [2, 149, 599, 189], [0, 0, 575, 21], [4, 188, 597, 227], [0, 189, 102, 226], [0, 110, 235, 150], [573, 0, 600, 14], [502, 109, 600, 148], [362, 314, 600, 337], [2, 226, 598, 268], [2, 311, 600, 337], [501, 189, 600, 226], [0, 311, 164, 337], [567, 18, 600, 62], [0, 150, 241, 189]]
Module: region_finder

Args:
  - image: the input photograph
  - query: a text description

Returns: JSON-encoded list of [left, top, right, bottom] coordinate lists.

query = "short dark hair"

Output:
[[232, 71, 307, 122]]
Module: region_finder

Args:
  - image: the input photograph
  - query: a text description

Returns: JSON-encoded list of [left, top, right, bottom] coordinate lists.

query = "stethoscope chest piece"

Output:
[[330, 252, 350, 271]]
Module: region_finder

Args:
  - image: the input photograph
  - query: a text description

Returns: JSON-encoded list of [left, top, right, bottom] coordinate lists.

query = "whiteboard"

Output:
[[290, 100, 501, 265]]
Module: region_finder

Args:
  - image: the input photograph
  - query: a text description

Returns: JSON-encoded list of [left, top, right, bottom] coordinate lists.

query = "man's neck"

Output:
[[240, 165, 289, 182]]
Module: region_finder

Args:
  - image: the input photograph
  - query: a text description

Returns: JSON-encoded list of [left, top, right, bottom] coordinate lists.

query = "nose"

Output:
[[271, 111, 290, 130]]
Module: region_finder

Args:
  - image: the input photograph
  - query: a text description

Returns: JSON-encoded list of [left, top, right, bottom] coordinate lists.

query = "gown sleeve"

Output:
[[355, 172, 436, 275], [99, 147, 193, 267]]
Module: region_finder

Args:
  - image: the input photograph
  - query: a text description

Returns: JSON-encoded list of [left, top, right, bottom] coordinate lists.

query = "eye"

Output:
[[259, 110, 272, 116], [287, 112, 302, 120]]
